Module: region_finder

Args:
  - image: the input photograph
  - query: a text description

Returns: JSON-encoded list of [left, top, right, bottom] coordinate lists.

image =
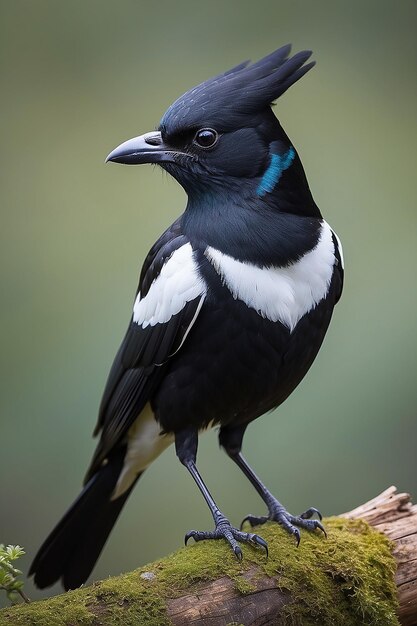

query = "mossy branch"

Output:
[[1, 486, 416, 626]]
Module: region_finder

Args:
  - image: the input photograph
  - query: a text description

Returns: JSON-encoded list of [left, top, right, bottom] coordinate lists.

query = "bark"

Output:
[[1, 486, 416, 626]]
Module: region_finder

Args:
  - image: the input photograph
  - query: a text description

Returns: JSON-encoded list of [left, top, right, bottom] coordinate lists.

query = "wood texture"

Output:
[[167, 568, 291, 626]]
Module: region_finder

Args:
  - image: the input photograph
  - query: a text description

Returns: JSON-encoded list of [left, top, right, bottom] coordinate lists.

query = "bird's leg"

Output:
[[232, 452, 326, 544], [175, 428, 268, 559], [219, 425, 326, 546]]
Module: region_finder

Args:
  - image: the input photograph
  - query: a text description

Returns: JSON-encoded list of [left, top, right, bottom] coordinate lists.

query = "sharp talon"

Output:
[[317, 521, 327, 537], [300, 507, 322, 520], [293, 528, 301, 547], [253, 534, 269, 557], [240, 514, 268, 529], [184, 531, 195, 546], [234, 545, 243, 561]]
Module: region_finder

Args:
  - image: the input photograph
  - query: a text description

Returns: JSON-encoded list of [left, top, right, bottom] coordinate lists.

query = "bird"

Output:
[[29, 44, 344, 591]]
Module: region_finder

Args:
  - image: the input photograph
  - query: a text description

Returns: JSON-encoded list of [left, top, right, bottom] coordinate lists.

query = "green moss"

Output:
[[0, 517, 399, 626], [0, 587, 96, 626], [257, 517, 399, 625], [232, 574, 256, 595]]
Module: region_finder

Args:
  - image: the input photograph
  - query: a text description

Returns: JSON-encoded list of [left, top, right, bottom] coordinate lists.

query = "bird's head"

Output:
[[106, 45, 318, 215]]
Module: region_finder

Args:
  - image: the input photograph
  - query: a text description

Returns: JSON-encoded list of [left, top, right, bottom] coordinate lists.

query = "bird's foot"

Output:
[[185, 512, 268, 559], [241, 501, 326, 546]]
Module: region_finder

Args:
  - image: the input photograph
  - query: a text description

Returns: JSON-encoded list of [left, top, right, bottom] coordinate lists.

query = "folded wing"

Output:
[[85, 220, 206, 481]]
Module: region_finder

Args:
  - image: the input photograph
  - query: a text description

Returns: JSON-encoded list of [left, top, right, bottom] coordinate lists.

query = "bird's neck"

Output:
[[182, 188, 323, 267], [259, 148, 321, 220]]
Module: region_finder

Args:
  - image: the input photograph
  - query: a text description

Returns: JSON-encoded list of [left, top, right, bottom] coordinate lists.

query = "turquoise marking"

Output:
[[256, 146, 295, 197]]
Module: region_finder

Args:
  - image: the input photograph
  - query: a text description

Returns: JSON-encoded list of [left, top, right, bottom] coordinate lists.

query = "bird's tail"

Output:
[[29, 449, 140, 590]]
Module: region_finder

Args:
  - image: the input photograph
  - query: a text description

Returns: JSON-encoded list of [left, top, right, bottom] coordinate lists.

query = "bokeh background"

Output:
[[1, 0, 416, 605]]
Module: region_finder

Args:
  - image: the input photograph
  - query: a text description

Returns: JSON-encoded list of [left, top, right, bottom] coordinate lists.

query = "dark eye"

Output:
[[194, 128, 219, 148]]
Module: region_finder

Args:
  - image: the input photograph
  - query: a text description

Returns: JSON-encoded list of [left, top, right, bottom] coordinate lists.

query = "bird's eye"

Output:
[[194, 128, 219, 149]]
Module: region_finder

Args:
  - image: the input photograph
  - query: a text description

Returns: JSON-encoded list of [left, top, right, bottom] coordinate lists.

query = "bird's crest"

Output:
[[160, 44, 315, 134]]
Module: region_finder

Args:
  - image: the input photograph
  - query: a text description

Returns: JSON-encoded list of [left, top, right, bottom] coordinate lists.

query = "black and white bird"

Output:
[[30, 44, 344, 590]]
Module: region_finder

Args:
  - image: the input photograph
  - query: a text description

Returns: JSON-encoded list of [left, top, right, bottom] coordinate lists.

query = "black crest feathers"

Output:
[[160, 44, 315, 134]]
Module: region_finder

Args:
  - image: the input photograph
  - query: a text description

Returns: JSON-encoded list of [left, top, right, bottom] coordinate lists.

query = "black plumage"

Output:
[[30, 44, 343, 590]]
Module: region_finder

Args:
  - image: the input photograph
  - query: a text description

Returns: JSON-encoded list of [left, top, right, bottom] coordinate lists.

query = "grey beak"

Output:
[[105, 131, 182, 165]]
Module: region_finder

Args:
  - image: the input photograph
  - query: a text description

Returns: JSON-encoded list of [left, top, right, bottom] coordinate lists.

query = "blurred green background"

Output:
[[1, 0, 416, 605]]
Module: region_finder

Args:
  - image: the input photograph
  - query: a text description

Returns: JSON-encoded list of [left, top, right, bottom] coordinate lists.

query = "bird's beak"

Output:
[[105, 131, 182, 165]]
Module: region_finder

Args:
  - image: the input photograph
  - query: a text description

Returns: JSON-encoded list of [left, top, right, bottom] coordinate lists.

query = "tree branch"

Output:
[[1, 486, 415, 625]]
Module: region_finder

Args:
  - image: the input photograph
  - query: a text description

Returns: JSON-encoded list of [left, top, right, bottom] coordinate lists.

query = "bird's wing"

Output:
[[330, 228, 344, 303], [85, 220, 205, 482]]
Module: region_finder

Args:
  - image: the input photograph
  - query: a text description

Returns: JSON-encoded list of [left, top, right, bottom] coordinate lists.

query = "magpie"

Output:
[[30, 44, 344, 590]]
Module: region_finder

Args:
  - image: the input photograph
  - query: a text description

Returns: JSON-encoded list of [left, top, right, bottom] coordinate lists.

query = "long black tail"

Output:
[[29, 450, 140, 590]]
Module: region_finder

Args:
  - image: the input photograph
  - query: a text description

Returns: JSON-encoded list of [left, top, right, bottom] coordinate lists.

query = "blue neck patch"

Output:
[[256, 146, 295, 197]]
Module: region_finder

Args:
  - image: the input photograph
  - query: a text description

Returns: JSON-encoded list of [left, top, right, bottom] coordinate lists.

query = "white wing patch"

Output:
[[133, 243, 206, 328], [205, 221, 336, 332], [112, 404, 174, 499], [330, 227, 344, 270]]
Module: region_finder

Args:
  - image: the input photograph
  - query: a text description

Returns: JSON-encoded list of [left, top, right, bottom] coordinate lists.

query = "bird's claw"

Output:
[[299, 506, 323, 521], [185, 518, 268, 559], [241, 502, 326, 544], [240, 514, 268, 530]]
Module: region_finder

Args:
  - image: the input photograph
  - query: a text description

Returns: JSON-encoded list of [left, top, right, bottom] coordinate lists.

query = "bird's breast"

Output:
[[203, 221, 336, 332]]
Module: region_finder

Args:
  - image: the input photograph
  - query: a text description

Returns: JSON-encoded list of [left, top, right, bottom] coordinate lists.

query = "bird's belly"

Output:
[[153, 289, 334, 433]]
